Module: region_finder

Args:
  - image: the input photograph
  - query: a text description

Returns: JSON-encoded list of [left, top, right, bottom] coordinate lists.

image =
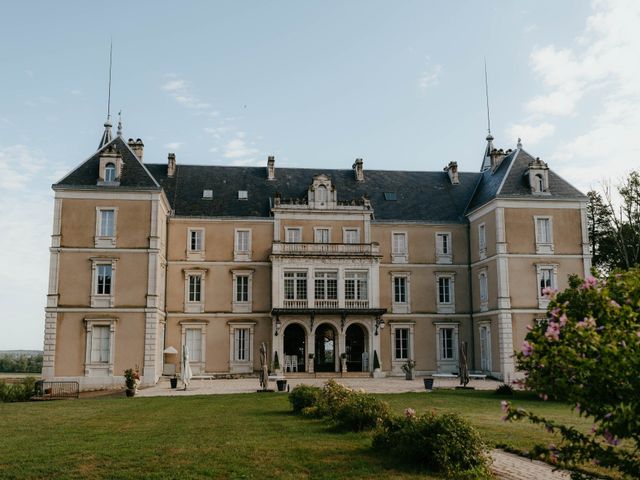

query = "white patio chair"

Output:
[[291, 355, 298, 372], [284, 355, 292, 372]]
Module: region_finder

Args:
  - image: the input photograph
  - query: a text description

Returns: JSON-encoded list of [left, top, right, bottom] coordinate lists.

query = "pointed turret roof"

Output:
[[98, 118, 113, 150]]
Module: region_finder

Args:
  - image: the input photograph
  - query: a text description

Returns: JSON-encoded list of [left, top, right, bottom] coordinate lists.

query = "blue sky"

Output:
[[1, 0, 638, 349]]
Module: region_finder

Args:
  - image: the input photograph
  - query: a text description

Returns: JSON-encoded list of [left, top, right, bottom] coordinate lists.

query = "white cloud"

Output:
[[520, 0, 640, 192], [164, 142, 183, 150], [224, 137, 259, 159], [0, 145, 46, 190], [419, 59, 442, 89], [161, 76, 210, 109], [504, 122, 555, 146]]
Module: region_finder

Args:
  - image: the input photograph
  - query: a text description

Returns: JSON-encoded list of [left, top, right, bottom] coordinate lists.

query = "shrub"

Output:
[[332, 390, 390, 431], [495, 383, 514, 396], [505, 270, 640, 477], [373, 410, 491, 479], [0, 377, 36, 402], [288, 384, 321, 413], [316, 379, 353, 418]]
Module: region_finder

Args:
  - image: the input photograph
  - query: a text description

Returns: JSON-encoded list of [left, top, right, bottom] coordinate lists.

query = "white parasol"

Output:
[[181, 345, 193, 390]]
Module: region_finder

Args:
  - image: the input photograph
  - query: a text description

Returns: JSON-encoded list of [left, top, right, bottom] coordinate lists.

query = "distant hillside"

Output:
[[0, 350, 43, 358]]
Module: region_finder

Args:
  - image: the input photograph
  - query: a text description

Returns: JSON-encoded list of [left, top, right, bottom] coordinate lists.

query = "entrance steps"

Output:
[[281, 372, 371, 379]]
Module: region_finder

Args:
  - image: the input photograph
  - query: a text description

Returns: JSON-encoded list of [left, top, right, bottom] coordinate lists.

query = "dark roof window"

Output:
[[238, 190, 248, 200], [202, 189, 213, 199], [384, 192, 397, 201]]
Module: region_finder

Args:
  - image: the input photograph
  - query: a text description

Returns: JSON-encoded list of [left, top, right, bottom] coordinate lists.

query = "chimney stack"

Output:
[[129, 138, 144, 162], [353, 158, 364, 182], [168, 153, 176, 177], [444, 161, 459, 185], [267, 155, 275, 180], [490, 148, 505, 171]]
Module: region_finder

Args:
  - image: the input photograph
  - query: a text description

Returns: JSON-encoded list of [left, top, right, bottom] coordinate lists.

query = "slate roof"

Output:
[[466, 149, 586, 213], [54, 136, 160, 190], [55, 136, 586, 222], [144, 163, 481, 222]]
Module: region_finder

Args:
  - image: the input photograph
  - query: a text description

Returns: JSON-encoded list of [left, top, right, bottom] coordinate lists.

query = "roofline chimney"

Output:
[[267, 155, 275, 180], [444, 161, 459, 184], [167, 153, 176, 177], [129, 138, 144, 162], [353, 158, 364, 182]]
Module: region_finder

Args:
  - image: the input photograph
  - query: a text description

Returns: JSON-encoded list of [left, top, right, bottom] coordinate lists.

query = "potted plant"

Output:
[[124, 367, 140, 396], [401, 359, 416, 380], [272, 351, 281, 374], [372, 350, 384, 378], [169, 374, 178, 389]]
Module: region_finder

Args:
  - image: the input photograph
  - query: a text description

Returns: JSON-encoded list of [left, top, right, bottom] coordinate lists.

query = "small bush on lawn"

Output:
[[288, 384, 321, 413], [0, 377, 36, 402], [373, 410, 491, 479], [315, 379, 353, 418], [495, 383, 514, 396], [333, 390, 390, 431]]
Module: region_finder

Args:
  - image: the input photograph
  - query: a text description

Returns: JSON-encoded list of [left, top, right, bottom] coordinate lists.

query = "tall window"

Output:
[[315, 272, 337, 300], [234, 328, 249, 361], [286, 228, 302, 243], [539, 267, 554, 295], [189, 230, 203, 251], [90, 325, 111, 363], [394, 328, 409, 360], [478, 223, 486, 257], [479, 271, 488, 305], [188, 275, 201, 302], [343, 228, 359, 244], [104, 163, 116, 182], [345, 272, 368, 300], [436, 233, 450, 255], [185, 328, 202, 363], [284, 272, 307, 300], [236, 275, 249, 302], [236, 230, 250, 252], [536, 218, 552, 244], [316, 185, 327, 203], [392, 232, 407, 262], [440, 328, 454, 360], [394, 276, 407, 303], [438, 276, 451, 304], [99, 210, 115, 237], [96, 265, 112, 295], [315, 228, 330, 243]]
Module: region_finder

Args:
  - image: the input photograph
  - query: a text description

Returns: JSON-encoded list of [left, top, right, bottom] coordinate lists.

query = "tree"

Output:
[[588, 171, 640, 273], [504, 270, 640, 478]]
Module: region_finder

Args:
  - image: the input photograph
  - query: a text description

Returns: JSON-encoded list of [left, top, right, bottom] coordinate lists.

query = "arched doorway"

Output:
[[314, 323, 336, 372], [345, 324, 367, 372], [283, 323, 305, 372]]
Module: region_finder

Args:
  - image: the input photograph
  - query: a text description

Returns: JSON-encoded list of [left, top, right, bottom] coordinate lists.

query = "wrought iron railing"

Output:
[[32, 380, 80, 400]]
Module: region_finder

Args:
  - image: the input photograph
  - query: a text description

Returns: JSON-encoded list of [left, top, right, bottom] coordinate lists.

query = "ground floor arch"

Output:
[[314, 323, 337, 372], [283, 323, 306, 372], [345, 323, 368, 372]]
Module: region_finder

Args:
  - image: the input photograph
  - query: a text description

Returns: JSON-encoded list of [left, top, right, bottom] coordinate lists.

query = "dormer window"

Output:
[[527, 157, 550, 194], [308, 174, 337, 209], [104, 163, 116, 183]]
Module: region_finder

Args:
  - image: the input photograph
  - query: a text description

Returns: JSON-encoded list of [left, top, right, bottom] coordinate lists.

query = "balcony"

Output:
[[282, 299, 370, 309], [315, 299, 339, 309], [345, 299, 369, 309], [272, 242, 380, 257], [283, 299, 308, 309]]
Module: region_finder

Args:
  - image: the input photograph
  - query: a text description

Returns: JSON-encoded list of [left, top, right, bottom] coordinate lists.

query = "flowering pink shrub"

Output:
[[505, 269, 640, 477]]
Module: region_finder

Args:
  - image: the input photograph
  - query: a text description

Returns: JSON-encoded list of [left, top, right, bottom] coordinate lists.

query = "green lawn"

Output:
[[0, 389, 602, 479]]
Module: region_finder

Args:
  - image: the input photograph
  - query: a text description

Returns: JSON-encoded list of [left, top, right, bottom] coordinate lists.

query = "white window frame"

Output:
[[435, 272, 455, 314], [478, 322, 492, 372], [435, 232, 452, 264], [104, 163, 117, 183], [283, 270, 308, 307], [95, 207, 118, 248], [478, 223, 487, 260], [285, 227, 302, 243], [180, 321, 207, 375], [84, 318, 116, 376], [344, 270, 369, 306], [391, 231, 408, 263], [479, 269, 488, 312], [314, 227, 331, 243], [90, 258, 117, 308], [390, 322, 415, 374], [342, 227, 360, 244], [534, 216, 554, 254], [390, 271, 411, 314], [187, 228, 205, 261], [238, 190, 248, 200], [184, 269, 206, 313], [434, 322, 459, 373], [234, 228, 252, 261], [314, 270, 338, 307], [535, 263, 558, 309], [232, 269, 253, 313], [228, 321, 256, 373]]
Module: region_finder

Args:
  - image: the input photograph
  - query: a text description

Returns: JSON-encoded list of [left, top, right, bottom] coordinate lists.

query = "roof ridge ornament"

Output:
[[117, 110, 123, 137], [517, 137, 522, 149]]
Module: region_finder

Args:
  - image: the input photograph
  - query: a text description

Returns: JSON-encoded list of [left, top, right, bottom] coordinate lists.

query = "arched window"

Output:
[[105, 163, 116, 182], [535, 174, 544, 192], [316, 185, 327, 203]]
